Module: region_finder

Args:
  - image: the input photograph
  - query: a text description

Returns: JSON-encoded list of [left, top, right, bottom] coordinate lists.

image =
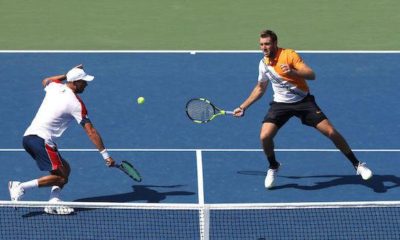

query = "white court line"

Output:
[[1, 148, 400, 152], [195, 150, 210, 240], [196, 150, 205, 205]]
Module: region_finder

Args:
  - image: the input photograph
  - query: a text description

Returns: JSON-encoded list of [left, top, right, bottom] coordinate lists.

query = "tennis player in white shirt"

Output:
[[8, 64, 115, 214]]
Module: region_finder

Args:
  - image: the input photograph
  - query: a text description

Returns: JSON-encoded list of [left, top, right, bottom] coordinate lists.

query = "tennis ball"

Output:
[[137, 97, 145, 104]]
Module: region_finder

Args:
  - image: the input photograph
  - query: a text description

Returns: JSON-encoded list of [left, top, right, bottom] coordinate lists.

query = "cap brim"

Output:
[[82, 75, 94, 81]]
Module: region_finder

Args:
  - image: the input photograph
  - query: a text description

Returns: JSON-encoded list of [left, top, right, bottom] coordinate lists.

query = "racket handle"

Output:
[[225, 111, 234, 115], [112, 163, 121, 168]]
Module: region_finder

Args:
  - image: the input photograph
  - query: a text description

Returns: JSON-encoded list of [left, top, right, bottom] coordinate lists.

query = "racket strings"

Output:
[[186, 100, 215, 121], [121, 161, 142, 182]]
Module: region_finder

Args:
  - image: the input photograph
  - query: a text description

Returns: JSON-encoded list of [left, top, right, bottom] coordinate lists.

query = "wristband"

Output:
[[100, 149, 110, 160]]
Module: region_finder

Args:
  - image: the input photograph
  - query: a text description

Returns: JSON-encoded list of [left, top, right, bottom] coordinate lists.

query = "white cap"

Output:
[[66, 68, 94, 82]]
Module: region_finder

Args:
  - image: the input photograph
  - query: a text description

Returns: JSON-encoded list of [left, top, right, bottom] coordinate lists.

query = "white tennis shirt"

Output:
[[24, 81, 89, 145]]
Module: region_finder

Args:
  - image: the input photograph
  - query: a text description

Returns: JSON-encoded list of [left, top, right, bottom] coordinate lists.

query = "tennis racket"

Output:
[[114, 160, 142, 182], [185, 98, 233, 123]]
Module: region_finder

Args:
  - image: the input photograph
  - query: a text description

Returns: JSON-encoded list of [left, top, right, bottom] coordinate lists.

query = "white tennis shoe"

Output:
[[44, 198, 74, 215], [264, 167, 279, 189], [8, 181, 24, 201], [356, 163, 373, 180]]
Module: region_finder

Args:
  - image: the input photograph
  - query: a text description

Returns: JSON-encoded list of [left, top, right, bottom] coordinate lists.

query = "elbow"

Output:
[[257, 82, 268, 93], [42, 78, 50, 87], [308, 72, 316, 80]]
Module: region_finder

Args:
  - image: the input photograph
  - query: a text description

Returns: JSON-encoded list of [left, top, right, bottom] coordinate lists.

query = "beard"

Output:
[[76, 88, 85, 94], [264, 47, 277, 58]]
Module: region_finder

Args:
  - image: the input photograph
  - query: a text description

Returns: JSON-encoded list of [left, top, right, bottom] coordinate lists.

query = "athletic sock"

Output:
[[49, 186, 61, 201], [20, 179, 39, 190], [345, 151, 360, 167], [267, 154, 280, 169]]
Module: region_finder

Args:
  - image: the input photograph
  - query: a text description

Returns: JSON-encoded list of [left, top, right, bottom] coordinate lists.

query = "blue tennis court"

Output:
[[0, 52, 399, 239]]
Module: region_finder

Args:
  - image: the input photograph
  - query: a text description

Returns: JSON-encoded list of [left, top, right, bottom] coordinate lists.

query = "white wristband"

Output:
[[100, 149, 110, 160]]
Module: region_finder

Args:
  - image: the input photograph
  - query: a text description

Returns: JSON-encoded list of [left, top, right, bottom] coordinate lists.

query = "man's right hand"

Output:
[[74, 64, 84, 69], [105, 157, 115, 167], [233, 107, 245, 117]]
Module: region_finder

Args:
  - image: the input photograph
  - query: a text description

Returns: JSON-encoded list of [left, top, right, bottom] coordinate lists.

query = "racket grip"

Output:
[[112, 163, 121, 168], [225, 111, 234, 115]]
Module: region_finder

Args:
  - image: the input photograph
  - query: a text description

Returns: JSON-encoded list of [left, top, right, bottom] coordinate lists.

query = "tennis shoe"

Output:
[[356, 162, 373, 180], [8, 181, 24, 201], [264, 166, 280, 189], [44, 198, 74, 215]]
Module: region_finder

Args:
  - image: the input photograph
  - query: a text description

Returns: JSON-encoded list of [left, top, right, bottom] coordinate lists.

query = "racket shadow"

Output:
[[21, 185, 195, 218], [74, 185, 195, 204]]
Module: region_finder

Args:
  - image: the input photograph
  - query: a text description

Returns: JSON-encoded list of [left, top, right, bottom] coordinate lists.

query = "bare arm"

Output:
[[42, 75, 66, 87], [82, 122, 115, 167], [233, 81, 268, 117], [41, 64, 84, 87]]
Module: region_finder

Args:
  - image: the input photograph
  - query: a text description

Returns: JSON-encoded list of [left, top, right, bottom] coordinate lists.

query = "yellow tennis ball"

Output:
[[137, 97, 145, 104]]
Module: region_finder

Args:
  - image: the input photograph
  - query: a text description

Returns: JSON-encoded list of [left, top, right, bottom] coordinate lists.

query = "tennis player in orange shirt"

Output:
[[233, 30, 372, 189]]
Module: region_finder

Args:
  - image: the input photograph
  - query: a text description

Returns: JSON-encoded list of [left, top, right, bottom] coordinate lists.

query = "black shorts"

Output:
[[263, 95, 328, 128]]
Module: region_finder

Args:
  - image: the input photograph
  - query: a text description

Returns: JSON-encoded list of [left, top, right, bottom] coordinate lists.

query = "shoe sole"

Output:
[[265, 184, 274, 189], [44, 207, 74, 215]]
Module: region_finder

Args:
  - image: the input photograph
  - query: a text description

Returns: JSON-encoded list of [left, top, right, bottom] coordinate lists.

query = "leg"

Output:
[[40, 159, 71, 202], [10, 136, 71, 201], [37, 159, 70, 188], [261, 102, 293, 189], [315, 119, 372, 180], [296, 95, 360, 167], [260, 122, 280, 169], [42, 160, 74, 215], [315, 119, 358, 166], [260, 122, 282, 188]]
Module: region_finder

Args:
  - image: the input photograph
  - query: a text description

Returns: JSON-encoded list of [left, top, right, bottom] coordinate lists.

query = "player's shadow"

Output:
[[74, 184, 195, 203], [238, 171, 400, 193], [22, 185, 194, 218]]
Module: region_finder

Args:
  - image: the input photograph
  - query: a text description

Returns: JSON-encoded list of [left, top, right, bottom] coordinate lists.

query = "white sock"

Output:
[[20, 179, 39, 190], [50, 186, 61, 201]]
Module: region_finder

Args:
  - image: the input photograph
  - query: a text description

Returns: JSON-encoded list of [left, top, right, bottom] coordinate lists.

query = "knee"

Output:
[[260, 123, 278, 143], [55, 175, 68, 188], [260, 132, 273, 143], [61, 176, 68, 185], [50, 166, 69, 188], [61, 160, 71, 176], [317, 120, 341, 139], [324, 128, 339, 139], [56, 163, 71, 180]]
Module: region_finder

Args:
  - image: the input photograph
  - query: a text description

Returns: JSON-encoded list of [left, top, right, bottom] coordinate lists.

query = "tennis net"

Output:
[[1, 201, 400, 239]]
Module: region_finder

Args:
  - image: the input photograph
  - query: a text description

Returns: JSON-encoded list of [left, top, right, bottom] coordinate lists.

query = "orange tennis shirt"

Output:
[[258, 48, 310, 103]]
